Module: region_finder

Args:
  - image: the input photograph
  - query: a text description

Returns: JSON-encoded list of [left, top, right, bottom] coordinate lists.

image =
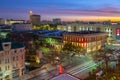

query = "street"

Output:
[[29, 59, 97, 80]]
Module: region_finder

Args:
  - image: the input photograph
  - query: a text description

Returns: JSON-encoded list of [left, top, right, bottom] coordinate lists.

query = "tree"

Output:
[[40, 38, 64, 65], [62, 43, 83, 56], [93, 48, 116, 80]]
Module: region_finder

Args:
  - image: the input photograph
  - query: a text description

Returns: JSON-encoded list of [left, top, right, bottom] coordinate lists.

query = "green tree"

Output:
[[40, 38, 64, 65], [62, 43, 83, 56], [93, 48, 116, 80]]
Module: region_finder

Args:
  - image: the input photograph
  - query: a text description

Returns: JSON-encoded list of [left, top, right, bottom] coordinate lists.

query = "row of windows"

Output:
[[64, 41, 102, 48], [0, 58, 10, 64], [64, 36, 105, 42], [13, 56, 18, 61], [0, 55, 24, 64], [13, 63, 18, 69], [79, 27, 94, 30], [14, 49, 24, 54], [105, 28, 112, 31], [67, 26, 113, 32], [0, 49, 24, 55], [5, 65, 10, 70], [0, 64, 19, 72], [0, 65, 10, 71]]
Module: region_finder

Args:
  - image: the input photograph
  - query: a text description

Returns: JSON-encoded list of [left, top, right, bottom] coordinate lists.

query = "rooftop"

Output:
[[31, 14, 40, 16], [68, 31, 104, 34], [50, 73, 80, 80], [0, 39, 24, 51], [0, 38, 11, 43]]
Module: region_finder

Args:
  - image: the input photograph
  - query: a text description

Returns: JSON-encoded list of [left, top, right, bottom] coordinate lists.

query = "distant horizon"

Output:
[[1, 15, 120, 23], [1, 0, 120, 22]]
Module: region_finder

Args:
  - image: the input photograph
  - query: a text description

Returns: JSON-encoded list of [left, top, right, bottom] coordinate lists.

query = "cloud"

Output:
[[37, 7, 120, 17], [1, 7, 120, 21], [95, 7, 120, 13]]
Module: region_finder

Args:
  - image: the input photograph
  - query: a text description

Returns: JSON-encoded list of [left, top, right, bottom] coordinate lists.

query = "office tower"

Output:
[[29, 11, 40, 26]]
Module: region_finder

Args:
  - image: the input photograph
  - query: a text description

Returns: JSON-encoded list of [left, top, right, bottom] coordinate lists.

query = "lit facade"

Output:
[[57, 23, 120, 43], [7, 20, 25, 25], [63, 31, 108, 52], [0, 18, 7, 25], [0, 39, 25, 80]]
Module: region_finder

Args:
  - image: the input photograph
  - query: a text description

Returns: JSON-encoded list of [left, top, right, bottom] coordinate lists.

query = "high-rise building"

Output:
[[29, 11, 40, 26]]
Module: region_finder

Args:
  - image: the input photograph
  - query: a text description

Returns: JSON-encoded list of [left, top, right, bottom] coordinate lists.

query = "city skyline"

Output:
[[1, 0, 120, 22]]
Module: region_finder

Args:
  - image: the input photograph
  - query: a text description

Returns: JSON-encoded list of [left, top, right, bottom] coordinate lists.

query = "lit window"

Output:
[[8, 65, 9, 70], [117, 34, 119, 36], [5, 66, 7, 70]]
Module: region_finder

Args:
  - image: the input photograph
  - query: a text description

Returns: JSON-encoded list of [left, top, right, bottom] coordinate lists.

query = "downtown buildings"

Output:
[[57, 23, 120, 44], [0, 39, 25, 80], [0, 18, 25, 25]]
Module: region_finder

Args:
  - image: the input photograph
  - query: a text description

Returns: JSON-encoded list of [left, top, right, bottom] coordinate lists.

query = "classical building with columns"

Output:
[[63, 31, 108, 52]]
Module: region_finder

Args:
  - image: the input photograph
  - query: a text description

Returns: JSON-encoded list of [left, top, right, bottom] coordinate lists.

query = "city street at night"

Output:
[[1, 0, 120, 80]]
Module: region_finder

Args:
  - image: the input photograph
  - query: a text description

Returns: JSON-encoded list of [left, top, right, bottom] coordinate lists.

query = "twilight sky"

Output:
[[1, 0, 120, 21]]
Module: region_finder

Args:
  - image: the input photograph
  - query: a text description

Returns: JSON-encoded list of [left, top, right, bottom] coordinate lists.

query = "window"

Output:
[[16, 56, 18, 61], [0, 67, 1, 71], [20, 49, 22, 52], [5, 59, 7, 63], [13, 57, 15, 61], [0, 60, 1, 64], [14, 50, 17, 53], [16, 64, 18, 67], [4, 44, 9, 47], [21, 55, 23, 60], [5, 66, 7, 70], [8, 65, 9, 70], [8, 59, 9, 63], [5, 65, 10, 70]]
